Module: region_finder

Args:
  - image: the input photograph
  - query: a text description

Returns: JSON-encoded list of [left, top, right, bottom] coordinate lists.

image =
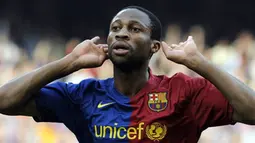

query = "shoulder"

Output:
[[42, 78, 113, 104], [170, 72, 193, 82], [158, 72, 207, 87], [48, 78, 113, 91], [77, 78, 113, 92]]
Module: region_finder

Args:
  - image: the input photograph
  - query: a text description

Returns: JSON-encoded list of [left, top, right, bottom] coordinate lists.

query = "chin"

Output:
[[110, 56, 129, 66], [109, 52, 128, 62], [110, 57, 144, 72]]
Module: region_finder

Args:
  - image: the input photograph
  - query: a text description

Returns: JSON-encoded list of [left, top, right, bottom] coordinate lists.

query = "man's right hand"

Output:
[[0, 36, 109, 116], [69, 36, 108, 69]]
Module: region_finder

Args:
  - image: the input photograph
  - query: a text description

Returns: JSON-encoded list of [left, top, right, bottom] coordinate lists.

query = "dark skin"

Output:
[[0, 8, 254, 128], [0, 9, 160, 116], [107, 9, 160, 96]]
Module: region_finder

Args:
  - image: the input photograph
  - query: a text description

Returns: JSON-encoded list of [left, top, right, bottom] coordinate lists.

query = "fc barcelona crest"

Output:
[[148, 92, 168, 112]]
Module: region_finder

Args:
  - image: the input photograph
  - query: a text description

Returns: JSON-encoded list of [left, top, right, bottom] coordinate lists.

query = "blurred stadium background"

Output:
[[1, 0, 255, 142]]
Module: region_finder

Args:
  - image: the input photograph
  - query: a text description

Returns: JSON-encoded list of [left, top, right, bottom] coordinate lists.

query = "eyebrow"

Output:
[[111, 19, 149, 28]]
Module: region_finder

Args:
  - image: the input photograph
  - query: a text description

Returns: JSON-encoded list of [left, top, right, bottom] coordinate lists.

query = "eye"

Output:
[[131, 27, 141, 33], [111, 26, 121, 32]]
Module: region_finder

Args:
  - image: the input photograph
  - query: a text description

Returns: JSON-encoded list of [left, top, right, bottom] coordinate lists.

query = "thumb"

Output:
[[161, 41, 173, 55], [187, 36, 193, 42], [161, 41, 184, 61]]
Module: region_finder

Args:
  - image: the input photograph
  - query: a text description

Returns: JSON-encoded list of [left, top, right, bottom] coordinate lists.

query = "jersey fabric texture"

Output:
[[33, 71, 235, 143]]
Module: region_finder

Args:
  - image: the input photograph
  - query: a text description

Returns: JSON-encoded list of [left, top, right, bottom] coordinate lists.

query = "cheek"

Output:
[[133, 34, 147, 43], [134, 35, 151, 51]]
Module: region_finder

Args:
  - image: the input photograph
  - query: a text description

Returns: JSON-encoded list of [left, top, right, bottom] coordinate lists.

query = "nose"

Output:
[[115, 29, 130, 41]]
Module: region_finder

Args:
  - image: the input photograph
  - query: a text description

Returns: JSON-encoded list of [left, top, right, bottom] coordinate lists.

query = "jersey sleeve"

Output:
[[33, 79, 96, 123], [182, 74, 236, 130]]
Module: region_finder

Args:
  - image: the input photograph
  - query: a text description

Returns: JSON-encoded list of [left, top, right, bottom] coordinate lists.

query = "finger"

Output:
[[91, 36, 100, 44], [187, 36, 193, 41], [162, 41, 186, 62], [105, 53, 109, 60], [97, 44, 108, 48], [171, 44, 178, 49], [102, 48, 109, 59], [101, 44, 108, 49], [96, 44, 108, 51], [103, 47, 108, 53], [161, 41, 172, 55]]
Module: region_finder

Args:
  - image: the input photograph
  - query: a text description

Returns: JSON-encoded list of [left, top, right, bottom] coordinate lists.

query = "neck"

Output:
[[113, 63, 149, 97]]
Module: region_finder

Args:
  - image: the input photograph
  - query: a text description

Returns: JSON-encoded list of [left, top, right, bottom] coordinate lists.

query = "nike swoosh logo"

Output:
[[97, 101, 115, 109]]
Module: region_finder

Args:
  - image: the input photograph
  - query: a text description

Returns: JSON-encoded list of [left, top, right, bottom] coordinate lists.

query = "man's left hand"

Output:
[[161, 36, 206, 70]]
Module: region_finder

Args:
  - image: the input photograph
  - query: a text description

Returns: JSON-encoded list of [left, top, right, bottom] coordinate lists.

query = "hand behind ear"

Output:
[[69, 36, 109, 69], [161, 36, 205, 69]]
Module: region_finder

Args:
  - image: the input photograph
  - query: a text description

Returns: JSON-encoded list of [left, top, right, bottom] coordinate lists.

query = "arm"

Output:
[[0, 56, 76, 116], [193, 59, 255, 124], [161, 36, 255, 125], [0, 37, 108, 116]]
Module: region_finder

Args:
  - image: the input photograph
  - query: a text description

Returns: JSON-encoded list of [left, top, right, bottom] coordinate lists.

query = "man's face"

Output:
[[107, 8, 152, 68]]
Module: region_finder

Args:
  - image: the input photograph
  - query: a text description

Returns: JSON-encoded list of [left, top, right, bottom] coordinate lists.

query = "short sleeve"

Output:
[[33, 79, 96, 123], [183, 74, 236, 130]]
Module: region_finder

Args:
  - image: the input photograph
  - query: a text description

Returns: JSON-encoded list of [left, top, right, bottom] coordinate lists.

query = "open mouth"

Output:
[[114, 46, 129, 50], [112, 42, 130, 56]]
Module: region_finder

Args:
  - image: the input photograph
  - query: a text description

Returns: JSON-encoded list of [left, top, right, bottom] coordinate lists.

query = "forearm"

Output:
[[0, 55, 78, 110], [192, 59, 255, 120]]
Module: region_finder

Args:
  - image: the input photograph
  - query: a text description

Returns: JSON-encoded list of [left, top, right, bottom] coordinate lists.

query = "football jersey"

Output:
[[33, 71, 236, 143]]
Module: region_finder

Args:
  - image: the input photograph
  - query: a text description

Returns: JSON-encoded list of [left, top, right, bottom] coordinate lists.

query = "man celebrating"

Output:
[[0, 6, 255, 143]]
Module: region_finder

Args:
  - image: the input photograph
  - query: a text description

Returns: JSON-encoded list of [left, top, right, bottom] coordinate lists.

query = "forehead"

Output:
[[111, 9, 151, 27]]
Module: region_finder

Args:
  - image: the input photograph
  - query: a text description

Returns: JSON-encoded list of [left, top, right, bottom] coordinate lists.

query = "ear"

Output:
[[150, 40, 161, 54]]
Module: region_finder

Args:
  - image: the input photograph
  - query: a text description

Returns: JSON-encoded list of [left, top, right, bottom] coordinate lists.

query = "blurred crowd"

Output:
[[1, 20, 255, 143]]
